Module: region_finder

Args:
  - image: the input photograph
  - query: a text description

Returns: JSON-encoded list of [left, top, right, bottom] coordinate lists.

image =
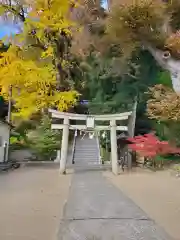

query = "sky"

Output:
[[102, 0, 108, 9], [0, 23, 19, 38]]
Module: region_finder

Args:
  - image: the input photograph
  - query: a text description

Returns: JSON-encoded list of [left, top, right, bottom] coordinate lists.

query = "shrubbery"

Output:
[[28, 116, 61, 161]]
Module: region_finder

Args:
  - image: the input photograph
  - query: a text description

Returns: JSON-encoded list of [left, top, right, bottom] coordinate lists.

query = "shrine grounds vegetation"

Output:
[[1, 0, 180, 163]]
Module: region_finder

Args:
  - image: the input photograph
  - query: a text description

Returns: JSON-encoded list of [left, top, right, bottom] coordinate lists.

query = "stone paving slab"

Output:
[[64, 171, 148, 220], [59, 218, 169, 240], [58, 171, 172, 240]]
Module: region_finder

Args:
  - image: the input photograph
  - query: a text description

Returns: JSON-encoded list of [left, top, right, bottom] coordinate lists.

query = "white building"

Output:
[[0, 120, 10, 162]]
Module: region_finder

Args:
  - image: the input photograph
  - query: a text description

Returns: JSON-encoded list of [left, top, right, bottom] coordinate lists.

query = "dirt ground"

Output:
[[104, 168, 180, 240], [0, 166, 72, 240]]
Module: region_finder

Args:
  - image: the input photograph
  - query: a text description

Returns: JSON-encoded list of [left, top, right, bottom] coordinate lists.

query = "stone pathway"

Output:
[[58, 170, 171, 240]]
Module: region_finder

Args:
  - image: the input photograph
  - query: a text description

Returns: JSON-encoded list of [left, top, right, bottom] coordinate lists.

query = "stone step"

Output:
[[74, 164, 101, 167], [73, 137, 100, 166], [75, 157, 99, 160], [75, 146, 98, 148], [74, 157, 99, 160], [74, 150, 99, 153], [74, 159, 100, 162], [74, 154, 99, 157], [74, 159, 100, 163], [75, 146, 98, 149], [74, 152, 99, 156], [75, 149, 98, 151], [74, 158, 99, 161], [76, 141, 97, 143], [75, 145, 97, 147], [74, 150, 98, 153], [76, 145, 97, 147], [74, 161, 101, 164], [77, 159, 100, 161]]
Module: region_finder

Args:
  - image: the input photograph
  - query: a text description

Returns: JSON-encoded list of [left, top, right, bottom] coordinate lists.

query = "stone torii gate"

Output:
[[49, 108, 136, 175]]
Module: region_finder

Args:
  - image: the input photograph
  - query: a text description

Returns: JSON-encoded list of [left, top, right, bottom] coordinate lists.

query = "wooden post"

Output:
[[60, 117, 69, 174], [110, 119, 118, 175], [127, 99, 137, 169]]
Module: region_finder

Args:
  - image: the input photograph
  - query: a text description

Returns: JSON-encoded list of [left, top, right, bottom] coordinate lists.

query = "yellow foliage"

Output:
[[166, 31, 180, 58], [147, 84, 180, 121], [0, 0, 79, 119], [41, 46, 54, 58], [106, 0, 167, 59]]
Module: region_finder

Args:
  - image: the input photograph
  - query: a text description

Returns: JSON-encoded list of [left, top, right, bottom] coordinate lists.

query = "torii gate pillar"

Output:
[[110, 119, 118, 175], [60, 117, 69, 174]]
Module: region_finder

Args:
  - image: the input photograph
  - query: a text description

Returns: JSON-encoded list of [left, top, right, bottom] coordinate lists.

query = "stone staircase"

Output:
[[73, 135, 101, 169]]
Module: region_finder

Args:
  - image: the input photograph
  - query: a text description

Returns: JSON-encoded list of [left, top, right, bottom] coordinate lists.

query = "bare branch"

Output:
[[1, 3, 26, 22]]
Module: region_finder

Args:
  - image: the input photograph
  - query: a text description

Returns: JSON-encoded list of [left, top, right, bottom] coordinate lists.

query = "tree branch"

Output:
[[147, 45, 180, 94], [1, 4, 26, 22], [146, 45, 169, 69]]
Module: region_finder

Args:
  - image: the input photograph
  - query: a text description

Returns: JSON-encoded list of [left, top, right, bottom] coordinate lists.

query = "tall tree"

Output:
[[0, 0, 79, 119], [81, 49, 160, 134], [0, 41, 9, 119], [106, 0, 180, 94]]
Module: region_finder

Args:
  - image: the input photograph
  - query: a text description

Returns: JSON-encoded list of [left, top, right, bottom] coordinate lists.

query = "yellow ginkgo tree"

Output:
[[0, 0, 79, 119]]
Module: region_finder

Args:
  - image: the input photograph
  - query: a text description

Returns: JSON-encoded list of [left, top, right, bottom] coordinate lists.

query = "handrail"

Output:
[[71, 129, 77, 164]]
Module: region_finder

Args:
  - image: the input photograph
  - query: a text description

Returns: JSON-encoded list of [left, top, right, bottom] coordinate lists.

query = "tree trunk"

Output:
[[148, 46, 180, 94]]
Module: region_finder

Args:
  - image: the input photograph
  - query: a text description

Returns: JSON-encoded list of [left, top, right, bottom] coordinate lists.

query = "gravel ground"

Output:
[[104, 168, 180, 240], [0, 166, 72, 240], [0, 163, 176, 240]]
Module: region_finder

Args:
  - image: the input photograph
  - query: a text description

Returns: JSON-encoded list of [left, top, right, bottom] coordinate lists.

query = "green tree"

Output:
[[81, 49, 161, 134], [29, 116, 61, 160]]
